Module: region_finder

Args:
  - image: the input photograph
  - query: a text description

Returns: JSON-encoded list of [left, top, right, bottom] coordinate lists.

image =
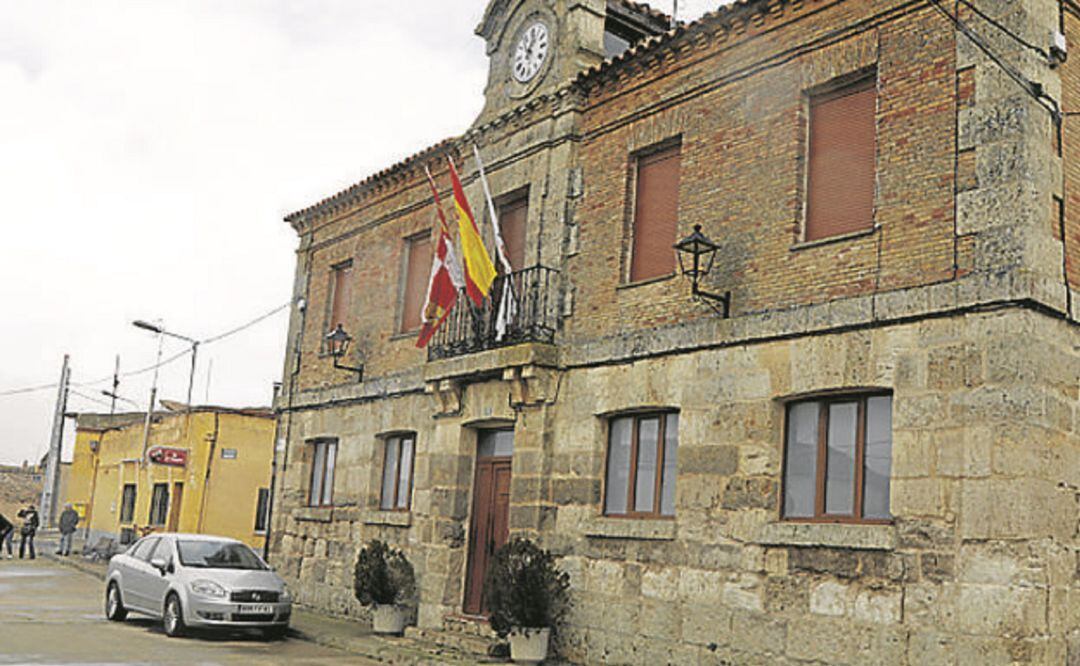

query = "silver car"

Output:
[[105, 533, 292, 639]]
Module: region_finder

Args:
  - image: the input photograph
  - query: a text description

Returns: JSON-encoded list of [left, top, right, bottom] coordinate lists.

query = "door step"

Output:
[[403, 626, 500, 661], [443, 614, 499, 638]]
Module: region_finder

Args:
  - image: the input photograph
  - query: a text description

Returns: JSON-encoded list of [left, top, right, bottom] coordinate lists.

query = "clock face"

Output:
[[512, 22, 550, 84]]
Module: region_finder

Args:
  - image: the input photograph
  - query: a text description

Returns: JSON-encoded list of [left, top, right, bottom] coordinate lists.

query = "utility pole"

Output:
[[672, 0, 678, 28], [39, 354, 71, 528], [140, 330, 165, 462], [109, 355, 120, 415]]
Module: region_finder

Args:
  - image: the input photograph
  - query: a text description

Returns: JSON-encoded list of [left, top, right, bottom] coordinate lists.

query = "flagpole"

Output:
[[472, 144, 518, 340]]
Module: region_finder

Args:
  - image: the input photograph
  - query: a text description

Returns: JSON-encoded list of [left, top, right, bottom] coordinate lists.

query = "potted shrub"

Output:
[[353, 540, 415, 635], [484, 538, 571, 664]]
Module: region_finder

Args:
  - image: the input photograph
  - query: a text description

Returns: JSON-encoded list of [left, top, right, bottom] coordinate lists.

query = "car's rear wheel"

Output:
[[163, 594, 186, 638], [105, 582, 127, 621]]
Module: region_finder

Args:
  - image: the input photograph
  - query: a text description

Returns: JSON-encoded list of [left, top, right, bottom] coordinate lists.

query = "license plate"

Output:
[[238, 604, 274, 614]]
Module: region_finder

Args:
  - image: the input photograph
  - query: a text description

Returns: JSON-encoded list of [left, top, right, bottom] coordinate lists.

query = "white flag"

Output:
[[473, 144, 518, 340]]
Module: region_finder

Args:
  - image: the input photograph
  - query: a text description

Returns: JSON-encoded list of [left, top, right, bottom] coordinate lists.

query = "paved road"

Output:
[[0, 559, 364, 664]]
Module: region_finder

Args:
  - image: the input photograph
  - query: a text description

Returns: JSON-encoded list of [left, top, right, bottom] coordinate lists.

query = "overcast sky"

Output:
[[0, 0, 722, 466]]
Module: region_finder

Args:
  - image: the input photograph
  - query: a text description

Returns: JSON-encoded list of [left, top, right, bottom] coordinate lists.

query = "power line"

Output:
[[68, 389, 119, 411], [0, 382, 61, 398], [926, 0, 1059, 120], [201, 302, 290, 345], [956, 0, 1050, 60], [0, 301, 291, 398]]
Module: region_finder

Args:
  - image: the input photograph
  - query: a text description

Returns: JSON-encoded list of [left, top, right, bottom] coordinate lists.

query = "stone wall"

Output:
[[272, 307, 1080, 664], [269, 0, 1080, 663], [546, 307, 1078, 665]]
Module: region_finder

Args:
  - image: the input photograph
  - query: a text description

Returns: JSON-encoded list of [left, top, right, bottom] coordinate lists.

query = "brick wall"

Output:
[[569, 0, 958, 342], [1063, 8, 1080, 293]]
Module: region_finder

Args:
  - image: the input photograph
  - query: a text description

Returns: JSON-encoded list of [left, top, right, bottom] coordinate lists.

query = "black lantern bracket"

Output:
[[674, 224, 732, 318], [325, 324, 364, 380]]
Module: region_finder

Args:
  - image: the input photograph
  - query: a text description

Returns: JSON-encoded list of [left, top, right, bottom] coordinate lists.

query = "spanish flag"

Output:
[[416, 166, 465, 349], [448, 156, 497, 306]]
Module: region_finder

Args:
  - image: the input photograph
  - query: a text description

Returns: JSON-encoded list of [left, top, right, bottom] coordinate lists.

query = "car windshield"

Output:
[[176, 540, 267, 570]]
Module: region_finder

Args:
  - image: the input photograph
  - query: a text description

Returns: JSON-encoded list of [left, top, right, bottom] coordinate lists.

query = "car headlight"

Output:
[[190, 580, 227, 598], [280, 584, 292, 602]]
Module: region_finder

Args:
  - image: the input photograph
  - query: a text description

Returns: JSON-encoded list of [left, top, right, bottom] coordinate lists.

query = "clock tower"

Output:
[[473, 0, 668, 124]]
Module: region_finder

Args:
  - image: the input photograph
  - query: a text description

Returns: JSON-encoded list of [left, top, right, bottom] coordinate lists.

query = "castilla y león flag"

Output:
[[448, 156, 497, 306], [417, 166, 466, 349]]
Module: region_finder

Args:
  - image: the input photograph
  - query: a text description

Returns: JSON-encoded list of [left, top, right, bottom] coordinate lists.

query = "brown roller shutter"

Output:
[[630, 145, 681, 282], [400, 235, 433, 332], [498, 196, 528, 272], [806, 79, 877, 242], [329, 262, 353, 329]]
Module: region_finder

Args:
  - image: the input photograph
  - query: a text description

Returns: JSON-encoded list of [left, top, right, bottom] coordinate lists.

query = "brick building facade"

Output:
[[269, 1, 1080, 663]]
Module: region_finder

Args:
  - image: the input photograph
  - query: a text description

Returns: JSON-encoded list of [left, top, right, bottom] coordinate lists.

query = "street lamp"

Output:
[[100, 390, 141, 411], [133, 320, 199, 410], [325, 324, 363, 380], [674, 224, 731, 318]]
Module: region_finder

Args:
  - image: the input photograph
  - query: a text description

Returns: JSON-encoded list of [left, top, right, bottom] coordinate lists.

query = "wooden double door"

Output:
[[463, 429, 514, 616]]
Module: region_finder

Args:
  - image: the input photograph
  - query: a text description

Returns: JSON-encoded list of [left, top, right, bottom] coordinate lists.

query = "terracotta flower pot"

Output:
[[509, 627, 550, 664], [371, 604, 406, 635]]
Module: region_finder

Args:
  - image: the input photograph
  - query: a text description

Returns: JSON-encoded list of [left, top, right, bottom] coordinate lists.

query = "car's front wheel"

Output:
[[105, 582, 127, 622], [163, 594, 186, 638], [262, 625, 288, 641]]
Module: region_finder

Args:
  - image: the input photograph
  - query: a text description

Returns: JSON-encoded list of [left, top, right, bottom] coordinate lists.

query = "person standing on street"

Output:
[[17, 505, 39, 560], [57, 505, 79, 556], [0, 512, 13, 559]]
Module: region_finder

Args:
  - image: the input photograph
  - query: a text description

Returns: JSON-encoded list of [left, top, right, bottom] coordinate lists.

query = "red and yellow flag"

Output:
[[448, 156, 496, 306], [417, 166, 465, 348]]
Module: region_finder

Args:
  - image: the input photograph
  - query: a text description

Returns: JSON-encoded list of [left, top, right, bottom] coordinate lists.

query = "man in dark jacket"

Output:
[[57, 504, 79, 556], [0, 512, 13, 559], [17, 505, 39, 560]]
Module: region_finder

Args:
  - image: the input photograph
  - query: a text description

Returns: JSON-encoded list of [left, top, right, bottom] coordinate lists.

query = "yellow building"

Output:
[[66, 401, 276, 550]]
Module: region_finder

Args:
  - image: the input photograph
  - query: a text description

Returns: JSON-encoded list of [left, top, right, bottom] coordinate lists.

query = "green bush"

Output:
[[353, 540, 415, 607], [483, 537, 571, 638]]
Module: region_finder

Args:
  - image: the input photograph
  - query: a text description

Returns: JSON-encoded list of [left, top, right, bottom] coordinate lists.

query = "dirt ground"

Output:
[[0, 467, 43, 520]]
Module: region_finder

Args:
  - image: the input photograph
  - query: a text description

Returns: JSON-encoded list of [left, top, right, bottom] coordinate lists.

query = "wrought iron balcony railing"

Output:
[[427, 265, 559, 361]]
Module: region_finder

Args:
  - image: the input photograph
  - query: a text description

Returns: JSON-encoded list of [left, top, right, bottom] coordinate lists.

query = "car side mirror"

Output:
[[150, 557, 168, 575]]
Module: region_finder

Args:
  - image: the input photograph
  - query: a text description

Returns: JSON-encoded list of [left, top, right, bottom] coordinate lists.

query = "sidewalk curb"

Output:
[[41, 550, 107, 581], [41, 550, 493, 663]]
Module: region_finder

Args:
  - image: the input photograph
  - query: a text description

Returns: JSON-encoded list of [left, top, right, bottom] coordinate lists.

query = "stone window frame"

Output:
[[620, 135, 683, 287], [378, 432, 417, 512], [779, 390, 894, 525], [601, 408, 680, 520], [395, 231, 433, 335], [794, 66, 882, 248], [307, 438, 338, 508], [489, 184, 532, 273], [321, 258, 354, 354]]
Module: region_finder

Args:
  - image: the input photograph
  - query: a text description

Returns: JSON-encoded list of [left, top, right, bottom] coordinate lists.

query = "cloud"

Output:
[[0, 0, 730, 465]]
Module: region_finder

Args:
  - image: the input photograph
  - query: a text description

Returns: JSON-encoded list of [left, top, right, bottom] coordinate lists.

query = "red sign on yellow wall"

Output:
[[148, 446, 188, 467]]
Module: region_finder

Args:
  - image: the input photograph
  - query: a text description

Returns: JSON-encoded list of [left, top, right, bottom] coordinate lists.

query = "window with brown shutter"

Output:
[[805, 76, 878, 242], [497, 195, 528, 272], [328, 261, 353, 330], [400, 234, 433, 333], [629, 144, 681, 282]]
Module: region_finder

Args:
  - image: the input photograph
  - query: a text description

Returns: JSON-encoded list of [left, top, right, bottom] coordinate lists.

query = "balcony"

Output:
[[427, 265, 559, 362]]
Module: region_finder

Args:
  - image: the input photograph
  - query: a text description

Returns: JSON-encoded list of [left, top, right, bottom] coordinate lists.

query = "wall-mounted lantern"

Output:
[[674, 224, 731, 318], [325, 324, 364, 380]]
